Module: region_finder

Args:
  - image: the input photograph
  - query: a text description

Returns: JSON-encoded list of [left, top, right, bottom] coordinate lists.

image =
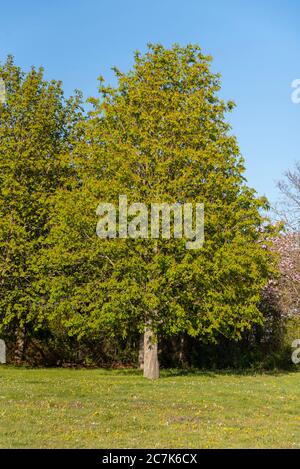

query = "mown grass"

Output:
[[0, 366, 299, 448]]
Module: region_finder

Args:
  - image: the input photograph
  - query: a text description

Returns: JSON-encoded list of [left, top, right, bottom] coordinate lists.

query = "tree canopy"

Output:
[[0, 46, 277, 375], [0, 56, 83, 348], [41, 45, 275, 360]]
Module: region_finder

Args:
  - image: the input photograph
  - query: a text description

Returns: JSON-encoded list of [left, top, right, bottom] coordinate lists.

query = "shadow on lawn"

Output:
[[1, 364, 298, 378], [158, 367, 300, 378], [87, 366, 300, 379]]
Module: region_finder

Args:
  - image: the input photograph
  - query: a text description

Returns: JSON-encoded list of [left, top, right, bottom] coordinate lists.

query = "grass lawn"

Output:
[[0, 366, 299, 448]]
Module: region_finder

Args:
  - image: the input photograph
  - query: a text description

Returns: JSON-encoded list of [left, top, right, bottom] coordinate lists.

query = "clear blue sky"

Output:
[[1, 0, 300, 206]]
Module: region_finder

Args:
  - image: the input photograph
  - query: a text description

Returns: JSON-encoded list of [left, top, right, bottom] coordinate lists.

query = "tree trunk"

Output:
[[0, 339, 6, 364], [14, 327, 26, 364], [179, 335, 185, 366], [143, 327, 159, 379], [143, 241, 160, 379], [138, 334, 144, 369]]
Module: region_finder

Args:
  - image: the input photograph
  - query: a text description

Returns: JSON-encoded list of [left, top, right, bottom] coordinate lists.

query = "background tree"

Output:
[[259, 163, 300, 362], [263, 233, 300, 316], [0, 57, 83, 361], [275, 161, 300, 230], [44, 44, 275, 378], [263, 161, 300, 322]]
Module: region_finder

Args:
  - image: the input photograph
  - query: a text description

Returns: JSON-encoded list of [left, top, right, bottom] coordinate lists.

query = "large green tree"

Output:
[[0, 57, 83, 361], [44, 44, 275, 378]]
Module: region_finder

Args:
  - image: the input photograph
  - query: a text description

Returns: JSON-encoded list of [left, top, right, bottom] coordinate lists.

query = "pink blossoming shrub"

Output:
[[263, 233, 300, 318], [257, 232, 300, 367]]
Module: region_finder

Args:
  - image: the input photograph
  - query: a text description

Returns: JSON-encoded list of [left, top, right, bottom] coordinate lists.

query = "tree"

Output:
[[44, 44, 275, 378], [264, 161, 300, 318], [276, 161, 300, 230], [263, 233, 300, 317], [0, 57, 83, 361]]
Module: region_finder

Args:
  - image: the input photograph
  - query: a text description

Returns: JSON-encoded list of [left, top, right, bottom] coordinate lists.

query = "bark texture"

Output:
[[14, 327, 26, 364], [143, 327, 159, 379], [138, 334, 144, 369]]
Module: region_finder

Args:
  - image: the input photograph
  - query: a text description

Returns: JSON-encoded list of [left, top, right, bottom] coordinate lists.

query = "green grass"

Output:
[[0, 367, 299, 448]]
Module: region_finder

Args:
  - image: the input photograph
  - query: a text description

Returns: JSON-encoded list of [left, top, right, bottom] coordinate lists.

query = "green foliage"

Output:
[[43, 44, 276, 344], [0, 56, 83, 337]]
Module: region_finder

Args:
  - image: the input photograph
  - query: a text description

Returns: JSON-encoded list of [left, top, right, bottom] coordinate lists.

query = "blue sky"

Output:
[[1, 0, 299, 206]]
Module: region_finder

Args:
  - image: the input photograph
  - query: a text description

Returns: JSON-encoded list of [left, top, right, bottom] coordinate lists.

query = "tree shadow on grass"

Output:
[[158, 366, 300, 379], [1, 365, 298, 378]]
